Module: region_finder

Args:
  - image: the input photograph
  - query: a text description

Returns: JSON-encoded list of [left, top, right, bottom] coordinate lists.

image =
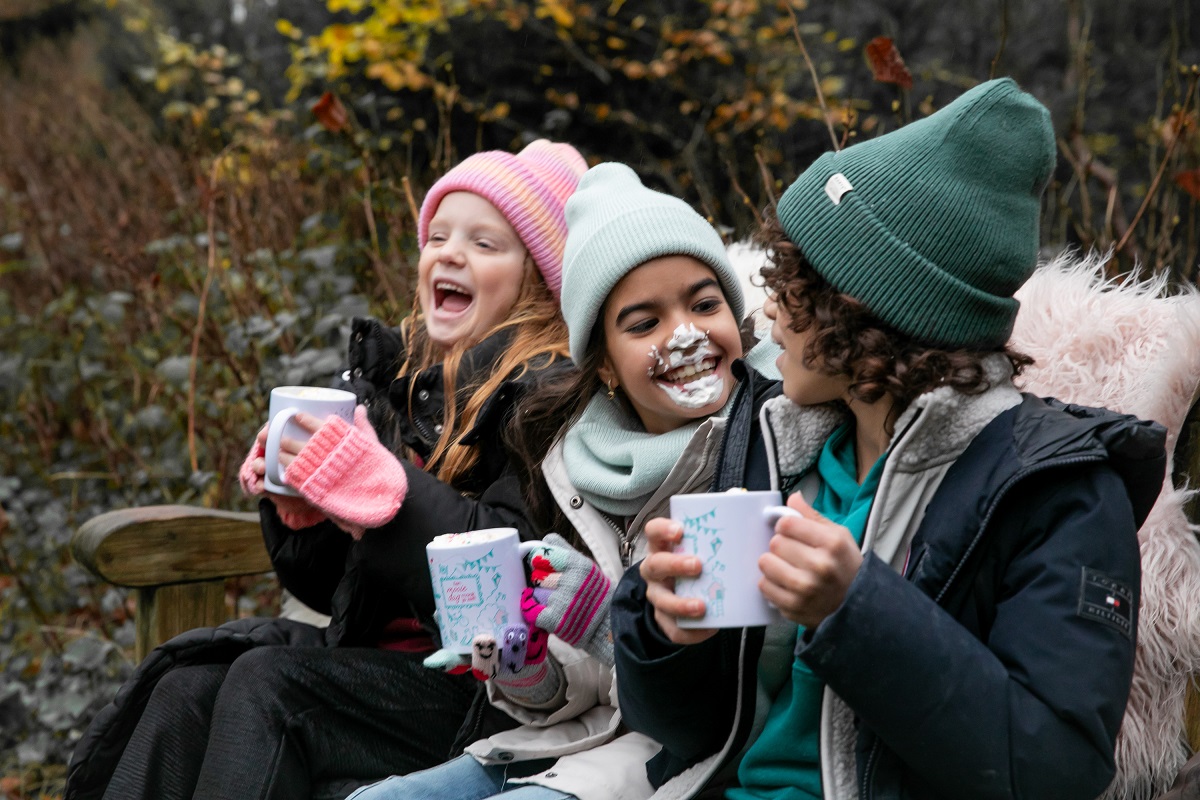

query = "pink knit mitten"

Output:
[[521, 533, 614, 666], [282, 406, 408, 539], [238, 435, 327, 530]]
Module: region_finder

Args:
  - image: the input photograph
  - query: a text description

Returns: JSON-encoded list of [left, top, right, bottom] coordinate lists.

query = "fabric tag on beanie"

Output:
[[824, 173, 854, 204], [1076, 567, 1134, 638]]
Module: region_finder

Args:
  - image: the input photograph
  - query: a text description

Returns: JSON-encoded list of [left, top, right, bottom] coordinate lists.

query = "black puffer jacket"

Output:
[[614, 387, 1165, 800], [64, 320, 571, 800], [264, 317, 572, 647]]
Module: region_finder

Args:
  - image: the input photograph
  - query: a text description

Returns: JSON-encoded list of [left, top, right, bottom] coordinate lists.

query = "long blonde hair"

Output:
[[397, 261, 569, 488]]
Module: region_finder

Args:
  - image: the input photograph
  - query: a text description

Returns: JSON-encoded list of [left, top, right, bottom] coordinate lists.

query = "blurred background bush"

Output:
[[0, 0, 1196, 794]]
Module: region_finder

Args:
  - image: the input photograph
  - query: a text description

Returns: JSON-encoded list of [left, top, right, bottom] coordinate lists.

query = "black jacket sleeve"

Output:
[[325, 458, 539, 646], [259, 501, 350, 617], [612, 562, 744, 786]]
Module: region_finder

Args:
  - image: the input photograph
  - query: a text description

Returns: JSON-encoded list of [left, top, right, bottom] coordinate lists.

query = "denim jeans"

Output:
[[347, 754, 577, 800]]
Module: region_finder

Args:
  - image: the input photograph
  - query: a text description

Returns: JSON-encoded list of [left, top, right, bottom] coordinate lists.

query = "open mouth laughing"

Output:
[[434, 280, 474, 314]]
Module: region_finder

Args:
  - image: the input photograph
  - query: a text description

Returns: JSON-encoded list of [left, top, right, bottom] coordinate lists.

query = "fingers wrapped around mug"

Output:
[[281, 406, 409, 537], [639, 517, 717, 646], [520, 533, 615, 666], [757, 493, 863, 629]]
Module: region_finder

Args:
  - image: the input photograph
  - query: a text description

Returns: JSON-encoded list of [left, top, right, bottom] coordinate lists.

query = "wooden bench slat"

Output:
[[71, 505, 270, 587]]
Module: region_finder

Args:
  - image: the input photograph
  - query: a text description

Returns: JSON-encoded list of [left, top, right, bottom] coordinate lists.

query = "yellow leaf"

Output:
[[276, 19, 302, 40], [536, 0, 575, 27], [622, 61, 647, 79], [366, 61, 406, 90], [328, 0, 368, 12]]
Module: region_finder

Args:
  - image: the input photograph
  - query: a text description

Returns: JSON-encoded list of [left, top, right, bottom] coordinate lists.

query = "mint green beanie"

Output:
[[776, 77, 1056, 348], [561, 163, 745, 364]]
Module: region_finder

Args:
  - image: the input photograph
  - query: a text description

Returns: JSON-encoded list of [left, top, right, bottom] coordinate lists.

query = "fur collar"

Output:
[[762, 353, 1022, 483]]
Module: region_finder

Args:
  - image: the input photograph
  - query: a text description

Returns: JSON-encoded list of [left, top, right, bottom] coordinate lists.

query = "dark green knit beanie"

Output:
[[776, 77, 1056, 348]]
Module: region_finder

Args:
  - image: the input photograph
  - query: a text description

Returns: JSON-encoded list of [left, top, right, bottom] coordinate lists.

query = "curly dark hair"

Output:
[[755, 210, 1033, 429]]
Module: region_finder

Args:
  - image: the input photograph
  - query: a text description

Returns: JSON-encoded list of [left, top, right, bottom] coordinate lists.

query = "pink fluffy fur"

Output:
[[1012, 251, 1200, 800]]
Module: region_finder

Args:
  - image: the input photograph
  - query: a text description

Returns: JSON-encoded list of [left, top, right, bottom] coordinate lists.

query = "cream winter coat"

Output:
[[464, 415, 729, 800]]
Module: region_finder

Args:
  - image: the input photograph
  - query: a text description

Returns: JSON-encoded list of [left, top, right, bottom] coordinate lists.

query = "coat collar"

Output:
[[760, 354, 1023, 485]]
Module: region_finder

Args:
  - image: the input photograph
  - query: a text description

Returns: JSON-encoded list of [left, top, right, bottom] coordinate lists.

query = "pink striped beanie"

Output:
[[418, 139, 587, 299]]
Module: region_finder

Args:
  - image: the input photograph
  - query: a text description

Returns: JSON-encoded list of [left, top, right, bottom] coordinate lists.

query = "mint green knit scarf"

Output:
[[563, 392, 705, 517]]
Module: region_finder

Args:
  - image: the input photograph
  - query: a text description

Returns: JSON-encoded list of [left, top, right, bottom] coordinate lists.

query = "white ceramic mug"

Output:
[[263, 386, 357, 496], [670, 489, 796, 629], [426, 528, 539, 654]]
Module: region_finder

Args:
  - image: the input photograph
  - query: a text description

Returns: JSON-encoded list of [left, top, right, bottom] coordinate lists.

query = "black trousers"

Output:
[[102, 646, 508, 800]]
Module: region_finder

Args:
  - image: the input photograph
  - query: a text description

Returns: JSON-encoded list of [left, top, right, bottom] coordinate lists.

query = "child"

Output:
[[346, 162, 779, 800], [612, 79, 1167, 799], [66, 140, 587, 800]]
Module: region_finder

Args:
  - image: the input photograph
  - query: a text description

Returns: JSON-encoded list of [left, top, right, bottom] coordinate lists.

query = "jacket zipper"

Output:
[[613, 516, 635, 568], [860, 741, 880, 800], [858, 452, 1106, 797]]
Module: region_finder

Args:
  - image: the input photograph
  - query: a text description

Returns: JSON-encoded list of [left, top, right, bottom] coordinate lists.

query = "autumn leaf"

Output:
[[1175, 168, 1200, 201], [865, 36, 913, 91], [311, 91, 349, 133], [1161, 109, 1197, 150]]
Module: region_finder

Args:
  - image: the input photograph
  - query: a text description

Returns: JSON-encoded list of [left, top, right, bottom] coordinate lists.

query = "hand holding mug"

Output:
[[238, 422, 325, 530], [239, 421, 320, 495], [758, 493, 862, 629], [274, 412, 325, 473], [639, 517, 717, 646]]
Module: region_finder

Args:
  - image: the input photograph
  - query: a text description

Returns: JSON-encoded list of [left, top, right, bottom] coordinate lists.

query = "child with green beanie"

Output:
[[348, 162, 779, 800], [613, 77, 1167, 799]]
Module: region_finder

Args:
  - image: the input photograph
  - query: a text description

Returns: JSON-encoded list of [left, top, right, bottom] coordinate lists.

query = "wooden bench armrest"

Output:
[[71, 505, 273, 659], [72, 504, 270, 587]]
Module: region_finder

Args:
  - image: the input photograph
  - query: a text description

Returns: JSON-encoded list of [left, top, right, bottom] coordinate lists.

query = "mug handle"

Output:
[[518, 540, 541, 557], [264, 406, 301, 488], [763, 505, 803, 525]]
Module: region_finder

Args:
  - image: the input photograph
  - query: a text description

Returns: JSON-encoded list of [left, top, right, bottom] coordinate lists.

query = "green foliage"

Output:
[[275, 0, 1200, 273]]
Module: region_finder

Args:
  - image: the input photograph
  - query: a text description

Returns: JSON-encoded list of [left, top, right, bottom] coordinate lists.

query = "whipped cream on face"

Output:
[[651, 323, 726, 409], [659, 372, 724, 408], [646, 345, 664, 378]]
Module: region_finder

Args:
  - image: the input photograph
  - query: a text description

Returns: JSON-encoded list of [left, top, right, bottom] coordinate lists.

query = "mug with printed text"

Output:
[[670, 489, 792, 628], [427, 527, 539, 653], [263, 386, 357, 497]]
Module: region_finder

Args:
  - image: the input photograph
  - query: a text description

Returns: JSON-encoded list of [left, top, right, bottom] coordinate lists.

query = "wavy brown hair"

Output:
[[397, 258, 570, 488], [756, 210, 1033, 431], [503, 320, 606, 544]]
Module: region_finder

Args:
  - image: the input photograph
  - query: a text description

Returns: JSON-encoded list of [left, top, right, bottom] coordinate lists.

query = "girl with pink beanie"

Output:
[[65, 140, 587, 800]]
